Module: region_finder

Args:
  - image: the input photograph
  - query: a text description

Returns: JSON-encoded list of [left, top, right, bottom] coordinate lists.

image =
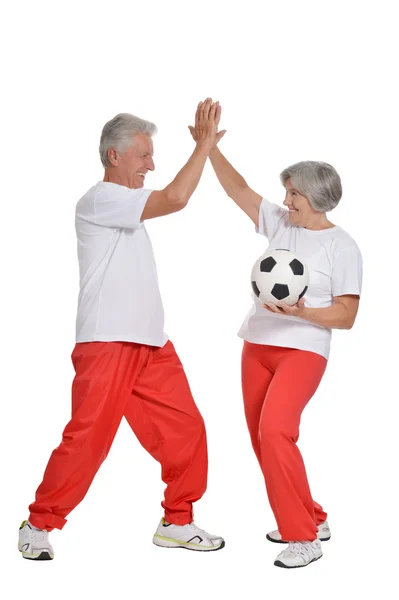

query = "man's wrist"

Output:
[[195, 141, 213, 154]]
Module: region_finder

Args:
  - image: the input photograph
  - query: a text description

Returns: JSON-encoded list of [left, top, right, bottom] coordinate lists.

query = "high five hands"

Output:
[[188, 98, 227, 150]]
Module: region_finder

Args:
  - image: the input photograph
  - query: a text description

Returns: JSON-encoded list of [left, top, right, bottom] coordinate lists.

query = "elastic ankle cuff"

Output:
[[29, 513, 67, 531]]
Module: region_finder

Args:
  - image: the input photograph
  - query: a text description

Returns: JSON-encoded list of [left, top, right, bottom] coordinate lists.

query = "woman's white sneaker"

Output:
[[18, 520, 54, 560], [267, 521, 331, 544], [274, 540, 322, 568], [153, 518, 225, 551]]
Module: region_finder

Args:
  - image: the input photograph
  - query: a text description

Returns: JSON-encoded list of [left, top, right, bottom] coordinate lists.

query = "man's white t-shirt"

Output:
[[238, 199, 363, 359], [75, 181, 168, 347]]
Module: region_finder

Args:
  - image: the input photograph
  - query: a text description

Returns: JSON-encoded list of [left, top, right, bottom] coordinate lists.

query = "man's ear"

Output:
[[108, 148, 119, 166]]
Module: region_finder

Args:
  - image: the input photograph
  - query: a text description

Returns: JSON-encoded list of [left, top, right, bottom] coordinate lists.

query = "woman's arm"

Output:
[[189, 103, 262, 226], [264, 295, 360, 329], [208, 146, 262, 226], [299, 295, 360, 329]]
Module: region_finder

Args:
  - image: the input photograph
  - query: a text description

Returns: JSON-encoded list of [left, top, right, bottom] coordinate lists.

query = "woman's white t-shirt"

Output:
[[238, 199, 363, 359], [75, 181, 168, 347]]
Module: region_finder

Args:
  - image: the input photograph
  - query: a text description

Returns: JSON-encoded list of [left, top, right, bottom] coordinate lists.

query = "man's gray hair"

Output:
[[280, 161, 342, 212], [99, 113, 157, 168]]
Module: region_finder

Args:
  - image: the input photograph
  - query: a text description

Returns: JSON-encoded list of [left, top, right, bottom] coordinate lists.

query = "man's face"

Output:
[[110, 134, 155, 189]]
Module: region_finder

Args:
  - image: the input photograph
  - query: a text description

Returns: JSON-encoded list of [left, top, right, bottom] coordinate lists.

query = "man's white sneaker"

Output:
[[267, 520, 331, 544], [153, 518, 225, 551], [18, 520, 54, 560], [274, 540, 322, 569]]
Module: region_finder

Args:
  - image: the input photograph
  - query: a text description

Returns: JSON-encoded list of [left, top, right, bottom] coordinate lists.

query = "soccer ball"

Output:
[[251, 248, 309, 306]]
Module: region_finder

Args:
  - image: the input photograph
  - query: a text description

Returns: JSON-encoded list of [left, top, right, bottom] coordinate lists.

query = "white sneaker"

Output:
[[153, 518, 225, 551], [18, 520, 54, 560], [274, 540, 322, 569], [267, 520, 331, 544]]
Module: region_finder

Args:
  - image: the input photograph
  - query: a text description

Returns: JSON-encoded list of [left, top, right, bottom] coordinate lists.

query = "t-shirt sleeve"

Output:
[[93, 186, 153, 229], [332, 244, 363, 297], [257, 198, 288, 240]]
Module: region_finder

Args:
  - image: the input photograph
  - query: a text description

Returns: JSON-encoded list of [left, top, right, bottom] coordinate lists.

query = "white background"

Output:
[[1, 0, 398, 597]]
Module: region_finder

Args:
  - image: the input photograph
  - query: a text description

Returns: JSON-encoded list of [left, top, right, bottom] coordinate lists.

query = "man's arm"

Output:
[[142, 143, 211, 220], [142, 98, 218, 221]]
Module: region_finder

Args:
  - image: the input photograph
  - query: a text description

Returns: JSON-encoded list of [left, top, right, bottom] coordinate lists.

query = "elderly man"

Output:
[[18, 99, 225, 560]]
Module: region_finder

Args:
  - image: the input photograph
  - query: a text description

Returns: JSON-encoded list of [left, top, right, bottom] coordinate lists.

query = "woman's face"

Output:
[[283, 178, 314, 226]]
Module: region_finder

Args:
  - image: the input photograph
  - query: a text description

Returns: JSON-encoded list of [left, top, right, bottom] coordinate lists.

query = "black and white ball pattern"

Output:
[[251, 248, 309, 306]]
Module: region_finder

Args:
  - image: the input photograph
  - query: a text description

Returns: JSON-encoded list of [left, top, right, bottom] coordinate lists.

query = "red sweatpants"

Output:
[[28, 340, 207, 531], [242, 341, 328, 542]]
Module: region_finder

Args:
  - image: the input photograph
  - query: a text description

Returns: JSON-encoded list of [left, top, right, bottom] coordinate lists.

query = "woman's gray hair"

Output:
[[99, 113, 157, 168], [280, 161, 342, 212]]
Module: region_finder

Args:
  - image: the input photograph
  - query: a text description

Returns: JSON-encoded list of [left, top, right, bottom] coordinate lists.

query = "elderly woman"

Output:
[[192, 104, 362, 568]]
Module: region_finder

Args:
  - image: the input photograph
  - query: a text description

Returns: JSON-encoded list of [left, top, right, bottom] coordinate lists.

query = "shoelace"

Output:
[[285, 542, 315, 557], [184, 523, 211, 537], [30, 527, 49, 544]]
